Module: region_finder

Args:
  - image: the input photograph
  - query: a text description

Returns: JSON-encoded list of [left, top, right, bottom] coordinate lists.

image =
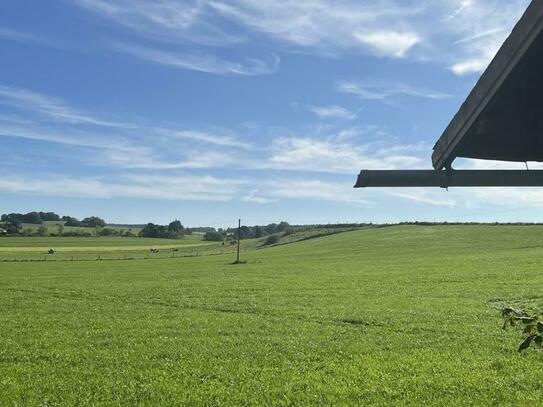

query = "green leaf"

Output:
[[518, 335, 535, 352], [524, 325, 534, 334], [518, 317, 537, 324]]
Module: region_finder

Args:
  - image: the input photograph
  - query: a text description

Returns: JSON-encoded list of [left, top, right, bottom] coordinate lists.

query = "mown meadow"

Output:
[[2, 225, 543, 405]]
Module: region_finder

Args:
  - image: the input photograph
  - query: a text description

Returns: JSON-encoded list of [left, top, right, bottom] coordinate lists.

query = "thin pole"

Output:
[[236, 218, 241, 263]]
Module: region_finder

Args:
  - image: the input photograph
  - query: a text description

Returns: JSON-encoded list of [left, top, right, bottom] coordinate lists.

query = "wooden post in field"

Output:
[[236, 218, 241, 264]]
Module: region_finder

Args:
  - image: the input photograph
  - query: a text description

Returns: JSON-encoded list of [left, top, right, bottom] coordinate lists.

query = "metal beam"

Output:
[[354, 170, 543, 188]]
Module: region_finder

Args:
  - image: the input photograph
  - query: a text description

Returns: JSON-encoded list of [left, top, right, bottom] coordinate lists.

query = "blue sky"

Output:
[[1, 0, 540, 228]]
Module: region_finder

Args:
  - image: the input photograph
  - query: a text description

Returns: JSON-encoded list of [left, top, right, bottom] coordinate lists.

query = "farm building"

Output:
[[356, 0, 543, 188]]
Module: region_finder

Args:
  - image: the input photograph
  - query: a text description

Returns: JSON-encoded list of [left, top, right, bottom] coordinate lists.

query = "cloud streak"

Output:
[[309, 105, 357, 120], [0, 172, 245, 201], [112, 42, 280, 76], [0, 86, 133, 128], [337, 82, 451, 101]]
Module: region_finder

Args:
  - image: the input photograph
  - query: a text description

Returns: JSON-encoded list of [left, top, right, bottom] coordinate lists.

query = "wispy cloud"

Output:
[[0, 85, 133, 128], [265, 178, 373, 205], [157, 129, 254, 150], [337, 82, 451, 101], [112, 42, 280, 76], [71, 0, 533, 75], [442, 0, 530, 75], [309, 105, 357, 120], [267, 136, 426, 174], [0, 172, 245, 201], [0, 28, 40, 43], [0, 28, 63, 48], [242, 189, 276, 204], [75, 0, 423, 59], [74, 0, 242, 46], [383, 190, 458, 207]]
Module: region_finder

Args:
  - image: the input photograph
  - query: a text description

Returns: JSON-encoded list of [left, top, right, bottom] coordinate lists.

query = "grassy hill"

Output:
[[2, 225, 543, 405]]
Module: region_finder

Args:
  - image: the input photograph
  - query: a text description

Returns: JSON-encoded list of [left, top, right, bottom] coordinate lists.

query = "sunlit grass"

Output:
[[2, 225, 543, 405]]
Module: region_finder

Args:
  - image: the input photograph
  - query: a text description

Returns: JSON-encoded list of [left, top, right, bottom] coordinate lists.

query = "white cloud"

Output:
[[0, 85, 133, 128], [0, 173, 245, 201], [309, 105, 357, 120], [242, 189, 276, 204], [337, 82, 451, 100], [0, 28, 41, 43], [75, 0, 423, 59], [40, 0, 534, 75], [208, 0, 423, 59], [157, 129, 254, 150], [265, 179, 373, 205], [74, 0, 242, 46], [450, 58, 491, 76], [442, 0, 530, 75], [382, 190, 458, 207], [354, 31, 420, 58], [112, 42, 280, 76], [268, 136, 426, 174]]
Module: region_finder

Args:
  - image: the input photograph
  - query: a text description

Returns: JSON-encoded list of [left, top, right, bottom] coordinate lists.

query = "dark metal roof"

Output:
[[432, 0, 543, 170]]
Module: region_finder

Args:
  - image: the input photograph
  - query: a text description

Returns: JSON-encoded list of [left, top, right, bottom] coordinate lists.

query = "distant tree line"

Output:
[[1, 212, 106, 227], [0, 212, 108, 237], [1, 212, 61, 224], [202, 222, 291, 242], [61, 216, 106, 228]]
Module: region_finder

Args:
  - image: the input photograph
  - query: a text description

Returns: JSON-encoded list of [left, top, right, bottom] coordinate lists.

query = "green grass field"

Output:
[[2, 225, 543, 405], [0, 235, 223, 261]]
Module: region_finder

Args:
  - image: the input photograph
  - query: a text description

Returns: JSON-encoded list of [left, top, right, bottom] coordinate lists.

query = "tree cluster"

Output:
[[1, 212, 60, 224], [61, 216, 106, 228], [139, 220, 187, 239], [227, 222, 290, 240], [202, 222, 291, 242]]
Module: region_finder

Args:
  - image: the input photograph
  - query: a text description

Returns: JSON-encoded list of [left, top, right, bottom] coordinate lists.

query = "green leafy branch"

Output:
[[502, 307, 543, 352]]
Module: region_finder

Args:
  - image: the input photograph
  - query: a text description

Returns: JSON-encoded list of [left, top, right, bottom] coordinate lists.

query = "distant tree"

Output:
[[3, 219, 21, 235], [140, 222, 186, 239], [23, 212, 42, 224], [1, 212, 43, 224], [36, 225, 48, 236], [263, 234, 280, 246], [39, 212, 60, 221], [139, 223, 163, 238], [254, 226, 264, 238], [98, 228, 119, 237], [168, 220, 185, 234], [82, 216, 106, 228], [277, 221, 290, 232], [64, 217, 81, 227], [204, 231, 225, 242], [57, 224, 64, 236]]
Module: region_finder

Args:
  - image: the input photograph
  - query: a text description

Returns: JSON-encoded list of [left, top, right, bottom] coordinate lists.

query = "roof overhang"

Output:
[[432, 0, 543, 169]]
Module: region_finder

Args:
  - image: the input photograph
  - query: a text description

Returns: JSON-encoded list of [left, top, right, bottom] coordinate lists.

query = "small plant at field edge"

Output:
[[502, 307, 543, 352]]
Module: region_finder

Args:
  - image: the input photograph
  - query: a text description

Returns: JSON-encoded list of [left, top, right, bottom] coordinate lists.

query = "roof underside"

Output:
[[432, 0, 543, 169]]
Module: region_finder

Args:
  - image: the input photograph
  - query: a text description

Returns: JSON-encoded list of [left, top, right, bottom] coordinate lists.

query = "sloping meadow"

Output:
[[2, 225, 543, 405]]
